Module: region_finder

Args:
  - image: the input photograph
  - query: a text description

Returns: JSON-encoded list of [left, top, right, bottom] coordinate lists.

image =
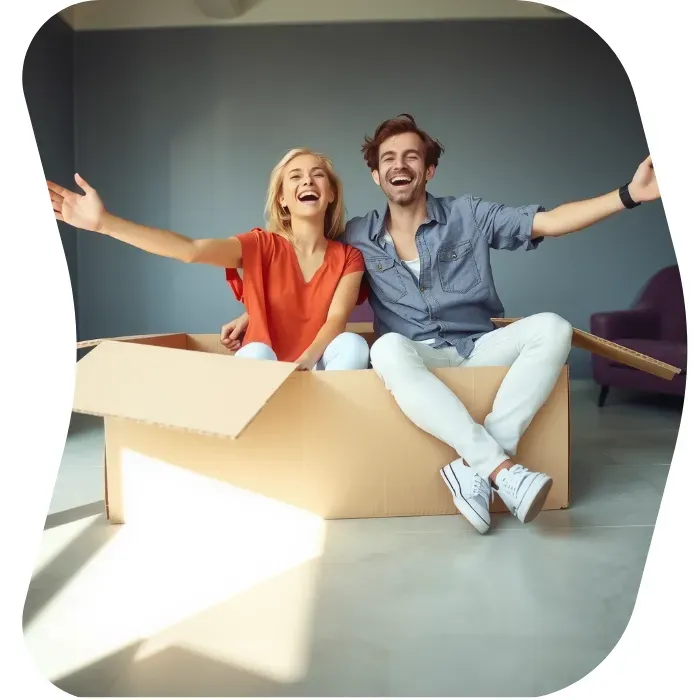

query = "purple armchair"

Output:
[[590, 265, 686, 406], [349, 299, 374, 323]]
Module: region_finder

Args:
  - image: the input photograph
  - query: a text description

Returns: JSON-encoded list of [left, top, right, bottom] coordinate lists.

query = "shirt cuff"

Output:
[[519, 204, 547, 251]]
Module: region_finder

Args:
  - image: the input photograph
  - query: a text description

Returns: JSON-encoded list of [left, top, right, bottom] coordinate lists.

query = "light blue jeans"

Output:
[[235, 331, 370, 370]]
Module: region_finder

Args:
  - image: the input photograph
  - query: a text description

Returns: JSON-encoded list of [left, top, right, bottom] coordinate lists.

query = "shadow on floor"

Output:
[[53, 643, 290, 698], [44, 500, 105, 530], [23, 513, 118, 629]]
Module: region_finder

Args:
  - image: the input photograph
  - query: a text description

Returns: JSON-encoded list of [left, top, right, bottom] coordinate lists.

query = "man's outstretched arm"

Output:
[[532, 156, 659, 238]]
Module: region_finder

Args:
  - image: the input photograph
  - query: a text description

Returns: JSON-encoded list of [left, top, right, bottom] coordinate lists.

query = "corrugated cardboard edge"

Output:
[[77, 332, 189, 350], [77, 320, 682, 381], [74, 340, 298, 442], [347, 320, 681, 380], [103, 443, 109, 521], [76, 405, 256, 443], [494, 318, 681, 380]]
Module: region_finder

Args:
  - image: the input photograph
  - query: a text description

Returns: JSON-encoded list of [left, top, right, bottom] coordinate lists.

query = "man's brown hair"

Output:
[[361, 114, 445, 171]]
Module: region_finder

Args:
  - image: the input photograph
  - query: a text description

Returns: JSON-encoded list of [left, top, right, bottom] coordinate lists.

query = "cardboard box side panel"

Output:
[[77, 333, 189, 350], [345, 322, 374, 334], [186, 334, 235, 355], [282, 370, 433, 517], [345, 322, 377, 347], [102, 367, 569, 521], [433, 366, 570, 513], [74, 341, 297, 439], [109, 406, 313, 520]]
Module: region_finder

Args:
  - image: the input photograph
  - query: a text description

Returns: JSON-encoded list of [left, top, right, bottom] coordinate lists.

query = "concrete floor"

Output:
[[23, 381, 681, 697]]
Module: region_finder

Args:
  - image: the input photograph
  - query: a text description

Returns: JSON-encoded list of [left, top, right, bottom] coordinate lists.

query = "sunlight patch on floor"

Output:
[[25, 449, 327, 684]]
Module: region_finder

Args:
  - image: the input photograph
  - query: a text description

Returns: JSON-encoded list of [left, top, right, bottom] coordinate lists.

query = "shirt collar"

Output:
[[371, 191, 445, 241]]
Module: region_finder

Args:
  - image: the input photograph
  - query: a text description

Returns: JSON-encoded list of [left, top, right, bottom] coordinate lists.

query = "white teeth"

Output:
[[390, 176, 411, 185], [298, 191, 319, 201]]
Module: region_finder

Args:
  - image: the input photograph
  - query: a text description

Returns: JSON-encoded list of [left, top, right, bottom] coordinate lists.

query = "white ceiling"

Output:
[[60, 0, 568, 32]]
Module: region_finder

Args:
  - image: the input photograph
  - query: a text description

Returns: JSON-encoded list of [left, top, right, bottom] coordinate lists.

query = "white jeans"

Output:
[[235, 331, 370, 370], [369, 313, 573, 480]]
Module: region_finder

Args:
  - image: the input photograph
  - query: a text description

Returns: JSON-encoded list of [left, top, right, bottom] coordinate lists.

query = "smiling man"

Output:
[[223, 113, 660, 535]]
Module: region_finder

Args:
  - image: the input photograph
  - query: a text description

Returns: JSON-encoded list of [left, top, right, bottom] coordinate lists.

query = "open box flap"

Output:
[[74, 340, 297, 439], [494, 318, 681, 380], [77, 332, 189, 350], [345, 319, 682, 380]]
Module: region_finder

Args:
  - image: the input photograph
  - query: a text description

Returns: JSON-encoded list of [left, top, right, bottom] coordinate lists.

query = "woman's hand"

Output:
[[47, 174, 243, 268], [294, 354, 316, 371], [220, 313, 249, 351], [48, 174, 106, 232]]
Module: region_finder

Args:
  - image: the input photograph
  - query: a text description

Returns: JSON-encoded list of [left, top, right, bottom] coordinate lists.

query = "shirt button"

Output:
[[377, 263, 383, 271], [420, 286, 425, 292], [451, 252, 457, 260]]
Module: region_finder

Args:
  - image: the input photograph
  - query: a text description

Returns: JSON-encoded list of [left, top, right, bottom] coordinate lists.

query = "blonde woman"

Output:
[[48, 149, 369, 370]]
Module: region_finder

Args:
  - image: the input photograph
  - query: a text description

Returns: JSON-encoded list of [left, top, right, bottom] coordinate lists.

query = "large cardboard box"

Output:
[[73, 320, 681, 524]]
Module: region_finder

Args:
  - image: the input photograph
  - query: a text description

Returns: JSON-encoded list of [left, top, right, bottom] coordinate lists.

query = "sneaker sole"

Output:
[[440, 466, 490, 534], [517, 475, 553, 524]]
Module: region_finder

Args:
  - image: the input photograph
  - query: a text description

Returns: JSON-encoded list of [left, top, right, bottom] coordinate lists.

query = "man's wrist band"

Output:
[[619, 183, 641, 209]]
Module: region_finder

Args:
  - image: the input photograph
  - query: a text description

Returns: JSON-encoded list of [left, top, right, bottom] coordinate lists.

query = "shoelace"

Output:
[[499, 464, 532, 500], [471, 474, 494, 504]]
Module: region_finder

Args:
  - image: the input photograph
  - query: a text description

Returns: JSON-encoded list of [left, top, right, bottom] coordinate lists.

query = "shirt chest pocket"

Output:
[[365, 256, 408, 303], [437, 241, 481, 294]]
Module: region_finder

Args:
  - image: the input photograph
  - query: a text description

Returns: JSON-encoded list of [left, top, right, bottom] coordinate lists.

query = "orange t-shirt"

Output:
[[226, 228, 365, 362]]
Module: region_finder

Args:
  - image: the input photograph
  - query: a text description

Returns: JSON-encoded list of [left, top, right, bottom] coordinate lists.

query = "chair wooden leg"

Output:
[[598, 385, 610, 408]]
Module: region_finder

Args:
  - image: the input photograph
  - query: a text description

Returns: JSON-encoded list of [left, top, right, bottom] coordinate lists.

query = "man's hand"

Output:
[[628, 155, 659, 203], [220, 313, 249, 351], [532, 154, 661, 238]]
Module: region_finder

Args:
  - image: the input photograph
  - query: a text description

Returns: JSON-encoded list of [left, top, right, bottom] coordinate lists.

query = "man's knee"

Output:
[[369, 332, 412, 369], [369, 333, 406, 366], [531, 312, 573, 349]]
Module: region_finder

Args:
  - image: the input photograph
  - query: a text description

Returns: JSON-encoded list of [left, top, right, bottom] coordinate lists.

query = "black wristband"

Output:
[[619, 183, 641, 209]]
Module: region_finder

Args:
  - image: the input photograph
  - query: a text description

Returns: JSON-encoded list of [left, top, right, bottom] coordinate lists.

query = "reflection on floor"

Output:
[[23, 381, 682, 697]]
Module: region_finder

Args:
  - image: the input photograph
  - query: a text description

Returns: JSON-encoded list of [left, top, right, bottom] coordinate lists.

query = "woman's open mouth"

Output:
[[297, 190, 320, 203]]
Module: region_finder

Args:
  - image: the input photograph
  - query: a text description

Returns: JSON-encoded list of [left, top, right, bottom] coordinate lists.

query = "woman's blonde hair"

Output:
[[264, 148, 346, 241]]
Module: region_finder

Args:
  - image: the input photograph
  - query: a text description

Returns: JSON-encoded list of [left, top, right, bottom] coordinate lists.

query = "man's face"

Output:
[[372, 131, 435, 206]]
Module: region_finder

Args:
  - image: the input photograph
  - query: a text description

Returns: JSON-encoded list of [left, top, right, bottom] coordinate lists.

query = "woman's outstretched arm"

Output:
[[48, 174, 242, 268]]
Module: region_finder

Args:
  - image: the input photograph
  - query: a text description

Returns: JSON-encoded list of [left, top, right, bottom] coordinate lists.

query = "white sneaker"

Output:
[[494, 464, 552, 524], [440, 459, 492, 534]]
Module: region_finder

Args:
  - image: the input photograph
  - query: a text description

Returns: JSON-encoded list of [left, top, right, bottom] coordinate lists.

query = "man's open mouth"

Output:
[[389, 175, 413, 187]]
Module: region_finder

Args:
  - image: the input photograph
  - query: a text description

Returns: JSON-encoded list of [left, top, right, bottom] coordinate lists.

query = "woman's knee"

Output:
[[234, 342, 277, 362], [327, 332, 370, 369]]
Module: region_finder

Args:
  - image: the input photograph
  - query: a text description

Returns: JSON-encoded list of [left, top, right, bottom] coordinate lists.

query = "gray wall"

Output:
[[23, 15, 78, 324], [73, 19, 675, 377]]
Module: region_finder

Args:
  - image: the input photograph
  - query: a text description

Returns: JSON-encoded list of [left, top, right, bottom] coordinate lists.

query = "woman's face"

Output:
[[278, 154, 335, 224]]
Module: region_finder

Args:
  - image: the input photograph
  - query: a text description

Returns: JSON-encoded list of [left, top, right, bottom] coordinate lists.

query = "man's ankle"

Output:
[[489, 459, 515, 484]]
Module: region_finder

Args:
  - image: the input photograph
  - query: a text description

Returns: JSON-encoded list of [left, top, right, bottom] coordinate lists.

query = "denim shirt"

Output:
[[342, 192, 545, 358]]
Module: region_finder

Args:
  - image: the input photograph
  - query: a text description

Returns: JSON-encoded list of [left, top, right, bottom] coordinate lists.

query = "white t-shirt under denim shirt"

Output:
[[382, 232, 435, 345]]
